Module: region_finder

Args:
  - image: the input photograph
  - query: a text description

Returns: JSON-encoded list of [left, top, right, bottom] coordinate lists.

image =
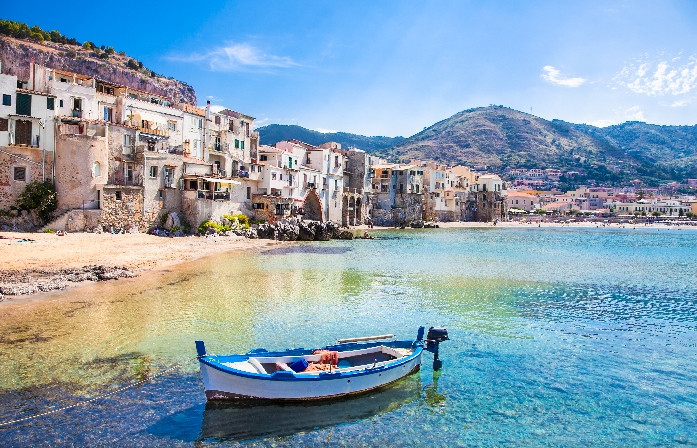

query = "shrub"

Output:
[[43, 228, 55, 234], [126, 59, 139, 70], [159, 211, 169, 227], [15, 180, 57, 224], [197, 220, 230, 235], [170, 225, 181, 233], [223, 213, 250, 229]]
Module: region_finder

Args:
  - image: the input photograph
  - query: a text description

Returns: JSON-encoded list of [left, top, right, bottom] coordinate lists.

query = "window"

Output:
[[272, 172, 277, 180], [16, 93, 31, 116], [59, 99, 64, 108], [214, 115, 220, 125], [103, 107, 113, 122], [72, 97, 82, 111], [198, 118, 203, 129], [335, 155, 339, 168], [260, 154, 267, 161], [167, 121, 176, 131], [334, 179, 338, 190], [14, 166, 27, 181], [115, 191, 122, 201], [288, 157, 293, 169], [234, 139, 239, 149], [47, 97, 54, 110], [149, 166, 158, 178], [247, 187, 251, 199], [123, 134, 132, 147], [241, 141, 244, 150], [253, 203, 265, 209], [0, 118, 7, 131], [158, 190, 163, 200], [2, 94, 10, 106], [93, 161, 101, 177]]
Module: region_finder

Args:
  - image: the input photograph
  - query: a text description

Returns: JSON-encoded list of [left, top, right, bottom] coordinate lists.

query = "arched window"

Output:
[[93, 161, 101, 177]]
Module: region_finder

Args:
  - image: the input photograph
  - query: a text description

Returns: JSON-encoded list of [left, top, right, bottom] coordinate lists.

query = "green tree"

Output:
[[15, 180, 58, 224]]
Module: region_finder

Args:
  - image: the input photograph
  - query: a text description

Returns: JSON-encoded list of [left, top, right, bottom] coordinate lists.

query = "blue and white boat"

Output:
[[195, 326, 448, 401]]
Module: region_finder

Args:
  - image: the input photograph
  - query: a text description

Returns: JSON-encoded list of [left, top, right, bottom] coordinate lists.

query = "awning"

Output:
[[203, 178, 241, 185]]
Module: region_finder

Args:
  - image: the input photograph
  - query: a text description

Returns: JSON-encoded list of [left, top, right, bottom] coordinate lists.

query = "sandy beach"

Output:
[[0, 232, 276, 300]]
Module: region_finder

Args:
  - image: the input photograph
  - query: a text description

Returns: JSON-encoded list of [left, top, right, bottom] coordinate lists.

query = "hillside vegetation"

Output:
[[257, 124, 405, 153]]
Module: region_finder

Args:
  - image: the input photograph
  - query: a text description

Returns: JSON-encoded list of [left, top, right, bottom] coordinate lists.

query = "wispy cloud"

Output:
[[671, 99, 690, 107], [588, 119, 615, 127], [625, 106, 646, 121], [541, 66, 587, 87], [614, 54, 697, 96], [168, 42, 298, 72]]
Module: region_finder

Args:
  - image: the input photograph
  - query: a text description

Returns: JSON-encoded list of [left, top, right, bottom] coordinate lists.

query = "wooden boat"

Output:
[[195, 326, 448, 401]]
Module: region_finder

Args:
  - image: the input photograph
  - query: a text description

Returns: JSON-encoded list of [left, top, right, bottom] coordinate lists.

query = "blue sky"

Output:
[[4, 1, 697, 136]]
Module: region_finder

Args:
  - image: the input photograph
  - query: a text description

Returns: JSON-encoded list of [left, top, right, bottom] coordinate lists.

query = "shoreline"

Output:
[[2, 220, 695, 302]]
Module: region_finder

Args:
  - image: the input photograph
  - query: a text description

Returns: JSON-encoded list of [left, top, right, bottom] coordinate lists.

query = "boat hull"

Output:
[[200, 349, 422, 401]]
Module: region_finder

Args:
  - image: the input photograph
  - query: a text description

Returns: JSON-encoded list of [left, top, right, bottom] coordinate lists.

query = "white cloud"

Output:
[[588, 119, 615, 127], [614, 54, 697, 96], [168, 42, 298, 72], [671, 99, 690, 107], [541, 66, 587, 87], [625, 106, 646, 121]]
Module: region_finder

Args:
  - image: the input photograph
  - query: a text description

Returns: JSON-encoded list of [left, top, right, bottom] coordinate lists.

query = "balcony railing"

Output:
[[108, 172, 143, 187], [72, 109, 83, 118], [197, 190, 230, 201]]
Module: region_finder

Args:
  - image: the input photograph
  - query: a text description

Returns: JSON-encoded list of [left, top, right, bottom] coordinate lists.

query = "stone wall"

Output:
[[0, 145, 53, 210], [249, 194, 294, 222], [465, 191, 505, 222], [98, 186, 152, 232], [371, 194, 423, 226]]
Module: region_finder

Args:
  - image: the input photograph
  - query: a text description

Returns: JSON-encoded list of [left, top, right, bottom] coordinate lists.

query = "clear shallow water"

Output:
[[0, 227, 696, 446]]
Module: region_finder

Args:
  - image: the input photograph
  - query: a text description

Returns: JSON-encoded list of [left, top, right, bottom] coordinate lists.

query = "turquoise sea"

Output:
[[0, 227, 696, 446]]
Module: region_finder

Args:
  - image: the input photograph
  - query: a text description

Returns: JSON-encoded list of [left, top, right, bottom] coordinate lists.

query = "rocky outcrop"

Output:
[[0, 265, 135, 296], [297, 221, 316, 241], [253, 221, 345, 242], [0, 36, 196, 105]]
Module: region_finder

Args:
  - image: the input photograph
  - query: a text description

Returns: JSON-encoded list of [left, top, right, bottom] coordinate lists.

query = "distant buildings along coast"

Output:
[[0, 63, 695, 232]]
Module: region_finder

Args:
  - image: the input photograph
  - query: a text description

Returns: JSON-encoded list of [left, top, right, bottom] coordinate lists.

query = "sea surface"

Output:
[[1, 227, 696, 446]]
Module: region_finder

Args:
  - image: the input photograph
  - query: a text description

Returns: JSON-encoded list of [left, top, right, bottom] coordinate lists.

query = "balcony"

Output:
[[306, 182, 316, 189], [197, 190, 230, 201], [108, 172, 143, 187], [72, 109, 83, 118]]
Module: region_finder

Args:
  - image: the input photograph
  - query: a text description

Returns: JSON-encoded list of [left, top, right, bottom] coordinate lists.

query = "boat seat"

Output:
[[276, 362, 294, 372]]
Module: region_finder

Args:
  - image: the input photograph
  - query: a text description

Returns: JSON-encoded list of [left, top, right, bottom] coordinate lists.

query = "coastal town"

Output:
[[1, 61, 697, 236]]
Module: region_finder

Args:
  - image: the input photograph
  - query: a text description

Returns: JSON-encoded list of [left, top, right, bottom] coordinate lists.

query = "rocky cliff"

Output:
[[0, 36, 196, 105]]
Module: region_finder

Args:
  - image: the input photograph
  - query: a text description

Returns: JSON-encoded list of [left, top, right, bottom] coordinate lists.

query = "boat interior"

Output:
[[222, 345, 413, 375]]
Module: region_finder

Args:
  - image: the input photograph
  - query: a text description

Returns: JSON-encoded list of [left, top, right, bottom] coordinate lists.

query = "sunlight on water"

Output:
[[0, 227, 696, 446]]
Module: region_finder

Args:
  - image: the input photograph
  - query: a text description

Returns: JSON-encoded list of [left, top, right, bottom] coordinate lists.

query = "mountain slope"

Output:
[[385, 106, 697, 183], [257, 124, 405, 152]]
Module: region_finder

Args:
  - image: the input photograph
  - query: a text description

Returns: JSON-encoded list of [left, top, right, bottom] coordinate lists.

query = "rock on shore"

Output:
[[0, 265, 135, 298]]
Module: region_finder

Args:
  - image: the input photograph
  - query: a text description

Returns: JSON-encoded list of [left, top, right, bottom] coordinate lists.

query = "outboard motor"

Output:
[[424, 327, 449, 371]]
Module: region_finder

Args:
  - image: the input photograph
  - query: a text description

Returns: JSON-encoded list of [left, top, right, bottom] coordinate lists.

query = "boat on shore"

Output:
[[195, 326, 448, 401]]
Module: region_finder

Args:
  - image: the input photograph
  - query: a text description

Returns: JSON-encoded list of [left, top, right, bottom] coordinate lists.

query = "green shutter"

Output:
[[47, 97, 54, 110], [16, 93, 31, 116]]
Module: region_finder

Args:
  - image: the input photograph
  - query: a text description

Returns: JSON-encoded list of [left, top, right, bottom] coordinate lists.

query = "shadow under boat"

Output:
[[197, 372, 422, 442]]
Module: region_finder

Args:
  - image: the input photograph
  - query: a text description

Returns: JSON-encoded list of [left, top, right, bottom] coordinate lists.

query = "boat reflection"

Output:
[[198, 373, 421, 442]]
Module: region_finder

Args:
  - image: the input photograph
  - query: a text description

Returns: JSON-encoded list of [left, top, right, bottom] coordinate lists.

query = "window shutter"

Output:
[[16, 93, 31, 116]]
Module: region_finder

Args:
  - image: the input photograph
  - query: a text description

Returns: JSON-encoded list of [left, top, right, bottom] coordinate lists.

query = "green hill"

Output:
[[257, 124, 405, 153]]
